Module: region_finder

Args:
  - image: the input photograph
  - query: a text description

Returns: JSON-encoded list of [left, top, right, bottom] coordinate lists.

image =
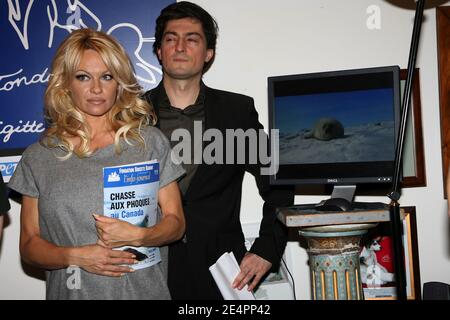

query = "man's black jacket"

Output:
[[145, 83, 294, 299]]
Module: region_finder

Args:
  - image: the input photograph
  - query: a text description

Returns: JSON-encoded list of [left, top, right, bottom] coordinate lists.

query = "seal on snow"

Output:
[[304, 117, 344, 141]]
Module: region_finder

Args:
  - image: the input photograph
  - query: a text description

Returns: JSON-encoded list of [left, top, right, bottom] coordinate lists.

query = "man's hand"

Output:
[[232, 252, 272, 291]]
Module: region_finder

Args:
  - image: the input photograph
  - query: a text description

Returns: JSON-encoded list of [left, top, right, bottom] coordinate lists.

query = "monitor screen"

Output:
[[268, 66, 400, 186]]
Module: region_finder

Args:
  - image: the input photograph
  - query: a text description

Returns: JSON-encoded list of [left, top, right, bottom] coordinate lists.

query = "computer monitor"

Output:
[[268, 66, 400, 202]]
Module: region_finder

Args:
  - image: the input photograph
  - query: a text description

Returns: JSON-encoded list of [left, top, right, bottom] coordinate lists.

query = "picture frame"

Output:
[[360, 206, 421, 300], [400, 69, 426, 188], [437, 7, 450, 199]]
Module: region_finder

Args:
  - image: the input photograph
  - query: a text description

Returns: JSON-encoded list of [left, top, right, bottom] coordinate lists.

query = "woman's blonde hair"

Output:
[[43, 28, 156, 158]]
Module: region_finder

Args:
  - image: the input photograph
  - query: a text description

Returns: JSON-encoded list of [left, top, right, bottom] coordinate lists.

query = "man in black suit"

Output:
[[145, 1, 294, 299], [0, 173, 10, 239]]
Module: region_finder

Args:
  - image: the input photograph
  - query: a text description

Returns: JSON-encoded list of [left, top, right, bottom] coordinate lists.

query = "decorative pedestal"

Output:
[[299, 224, 376, 300]]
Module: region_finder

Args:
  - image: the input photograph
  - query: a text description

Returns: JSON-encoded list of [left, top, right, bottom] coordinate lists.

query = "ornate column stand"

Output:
[[299, 224, 376, 300]]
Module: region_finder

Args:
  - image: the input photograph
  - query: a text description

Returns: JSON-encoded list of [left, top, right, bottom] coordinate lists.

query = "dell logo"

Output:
[[327, 179, 339, 183]]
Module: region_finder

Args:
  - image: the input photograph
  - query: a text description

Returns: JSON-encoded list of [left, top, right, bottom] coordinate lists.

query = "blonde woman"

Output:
[[8, 29, 185, 299]]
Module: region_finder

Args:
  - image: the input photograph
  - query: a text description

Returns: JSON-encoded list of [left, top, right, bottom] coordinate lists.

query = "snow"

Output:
[[279, 121, 395, 164]]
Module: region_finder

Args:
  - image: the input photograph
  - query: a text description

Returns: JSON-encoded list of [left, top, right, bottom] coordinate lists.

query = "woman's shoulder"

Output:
[[138, 125, 172, 158], [20, 138, 63, 164], [140, 125, 169, 144], [21, 140, 48, 157]]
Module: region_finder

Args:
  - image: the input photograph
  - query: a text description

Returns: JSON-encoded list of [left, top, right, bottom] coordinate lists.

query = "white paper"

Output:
[[209, 252, 256, 300]]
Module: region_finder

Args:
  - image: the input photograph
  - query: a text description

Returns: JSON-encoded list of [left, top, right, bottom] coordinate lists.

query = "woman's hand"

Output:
[[19, 196, 136, 276], [71, 244, 137, 277], [94, 214, 144, 248], [94, 181, 185, 250]]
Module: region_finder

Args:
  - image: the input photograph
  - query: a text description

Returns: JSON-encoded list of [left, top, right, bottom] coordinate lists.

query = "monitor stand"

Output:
[[314, 185, 356, 212], [330, 185, 356, 203]]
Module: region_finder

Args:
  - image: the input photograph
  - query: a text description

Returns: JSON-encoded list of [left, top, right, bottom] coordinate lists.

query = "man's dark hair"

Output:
[[153, 1, 218, 73]]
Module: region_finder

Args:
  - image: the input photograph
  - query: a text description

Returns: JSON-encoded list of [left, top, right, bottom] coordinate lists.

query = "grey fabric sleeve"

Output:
[[7, 148, 40, 198], [151, 128, 185, 189]]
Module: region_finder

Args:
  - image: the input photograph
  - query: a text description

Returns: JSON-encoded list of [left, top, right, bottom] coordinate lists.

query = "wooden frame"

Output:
[[400, 69, 426, 188], [437, 7, 450, 198], [360, 206, 421, 300]]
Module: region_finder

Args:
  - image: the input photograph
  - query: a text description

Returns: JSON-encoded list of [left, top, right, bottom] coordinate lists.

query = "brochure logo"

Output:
[[107, 171, 120, 182]]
